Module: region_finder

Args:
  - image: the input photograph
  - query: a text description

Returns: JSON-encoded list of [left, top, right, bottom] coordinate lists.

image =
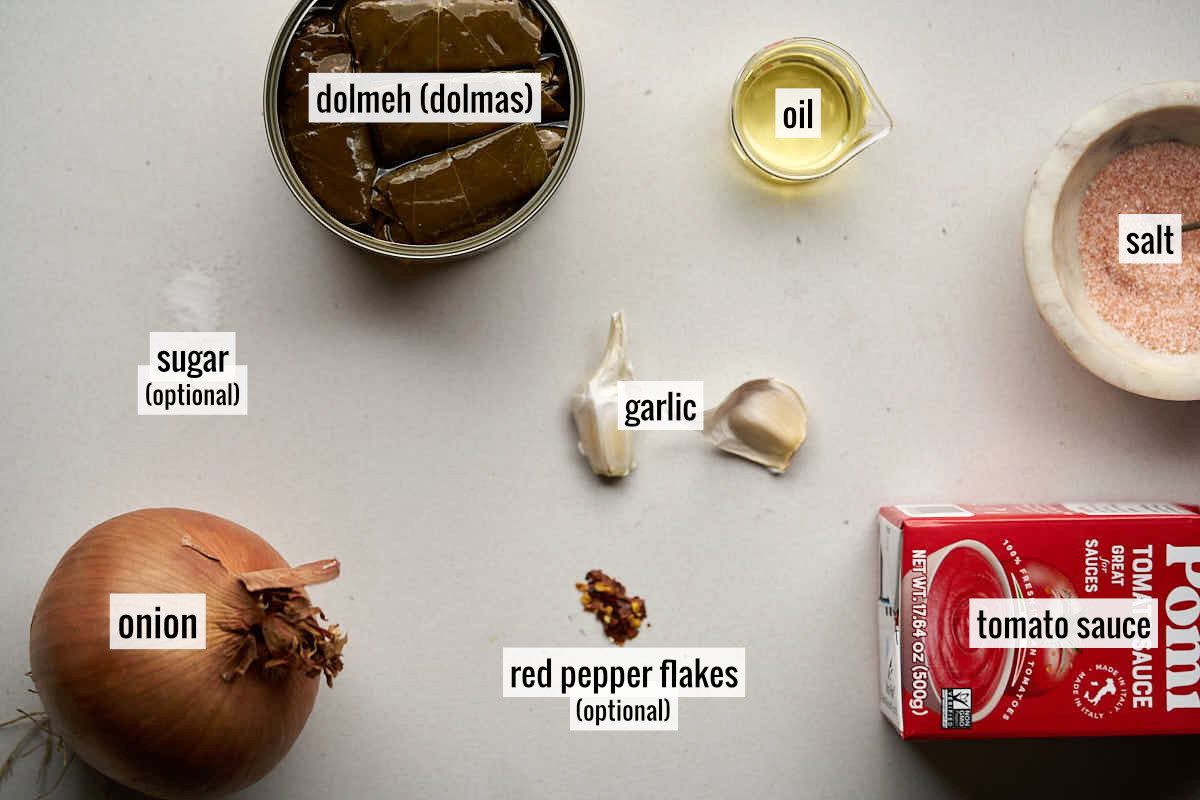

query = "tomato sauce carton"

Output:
[[877, 503, 1200, 738]]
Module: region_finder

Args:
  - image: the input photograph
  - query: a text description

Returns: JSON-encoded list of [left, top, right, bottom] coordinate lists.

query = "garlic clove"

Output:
[[703, 378, 807, 473], [570, 312, 635, 478]]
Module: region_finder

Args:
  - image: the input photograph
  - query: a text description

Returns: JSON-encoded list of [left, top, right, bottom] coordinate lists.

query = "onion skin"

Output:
[[29, 509, 329, 799]]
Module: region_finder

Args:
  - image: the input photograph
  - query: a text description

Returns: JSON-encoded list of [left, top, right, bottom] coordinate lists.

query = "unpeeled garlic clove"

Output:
[[570, 312, 635, 478], [703, 378, 807, 473]]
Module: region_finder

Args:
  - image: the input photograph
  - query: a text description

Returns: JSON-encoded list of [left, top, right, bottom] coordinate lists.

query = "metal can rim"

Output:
[[262, 0, 585, 262]]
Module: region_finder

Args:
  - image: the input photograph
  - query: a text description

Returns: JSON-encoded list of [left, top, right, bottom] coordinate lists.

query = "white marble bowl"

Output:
[[1023, 82, 1200, 401]]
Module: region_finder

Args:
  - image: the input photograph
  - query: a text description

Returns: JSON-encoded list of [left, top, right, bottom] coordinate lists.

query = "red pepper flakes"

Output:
[[576, 570, 647, 646]]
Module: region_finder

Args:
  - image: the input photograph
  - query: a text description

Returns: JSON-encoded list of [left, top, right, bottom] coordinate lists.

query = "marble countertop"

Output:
[[1, 1, 1198, 797]]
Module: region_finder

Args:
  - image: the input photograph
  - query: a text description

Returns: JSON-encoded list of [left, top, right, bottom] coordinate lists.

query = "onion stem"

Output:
[[237, 559, 341, 592]]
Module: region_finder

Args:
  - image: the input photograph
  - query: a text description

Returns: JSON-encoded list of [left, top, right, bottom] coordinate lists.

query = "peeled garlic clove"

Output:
[[570, 312, 635, 478], [703, 378, 807, 473]]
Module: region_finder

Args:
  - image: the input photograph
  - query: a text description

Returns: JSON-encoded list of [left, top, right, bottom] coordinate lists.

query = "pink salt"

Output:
[[1077, 140, 1200, 355]]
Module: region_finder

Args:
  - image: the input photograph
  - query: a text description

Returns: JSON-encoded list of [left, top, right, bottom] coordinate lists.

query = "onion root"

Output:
[[0, 708, 74, 798], [222, 583, 346, 687], [181, 535, 347, 687]]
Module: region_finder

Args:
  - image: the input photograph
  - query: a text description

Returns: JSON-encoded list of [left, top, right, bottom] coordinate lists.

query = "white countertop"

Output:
[[1, 1, 1198, 797]]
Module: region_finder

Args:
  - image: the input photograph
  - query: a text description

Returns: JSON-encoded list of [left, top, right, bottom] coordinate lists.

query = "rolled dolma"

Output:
[[341, 0, 543, 73], [280, 17, 377, 225], [536, 124, 566, 167], [371, 214, 414, 243], [373, 122, 555, 244], [537, 54, 568, 120], [280, 18, 347, 133], [370, 60, 570, 164]]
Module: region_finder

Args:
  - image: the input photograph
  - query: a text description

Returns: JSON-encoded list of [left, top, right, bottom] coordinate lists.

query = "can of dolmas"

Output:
[[264, 0, 583, 261]]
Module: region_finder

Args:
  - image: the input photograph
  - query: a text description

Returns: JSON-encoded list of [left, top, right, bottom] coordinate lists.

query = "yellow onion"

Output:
[[29, 509, 346, 799]]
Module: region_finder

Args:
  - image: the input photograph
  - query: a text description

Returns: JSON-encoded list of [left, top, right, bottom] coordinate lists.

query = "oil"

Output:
[[736, 60, 852, 172], [730, 39, 891, 182]]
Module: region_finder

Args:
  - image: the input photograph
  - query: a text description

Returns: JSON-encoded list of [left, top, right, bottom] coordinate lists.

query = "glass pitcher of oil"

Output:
[[730, 38, 892, 182]]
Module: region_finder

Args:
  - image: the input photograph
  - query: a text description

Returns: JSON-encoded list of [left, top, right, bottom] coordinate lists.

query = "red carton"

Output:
[[877, 503, 1200, 738]]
